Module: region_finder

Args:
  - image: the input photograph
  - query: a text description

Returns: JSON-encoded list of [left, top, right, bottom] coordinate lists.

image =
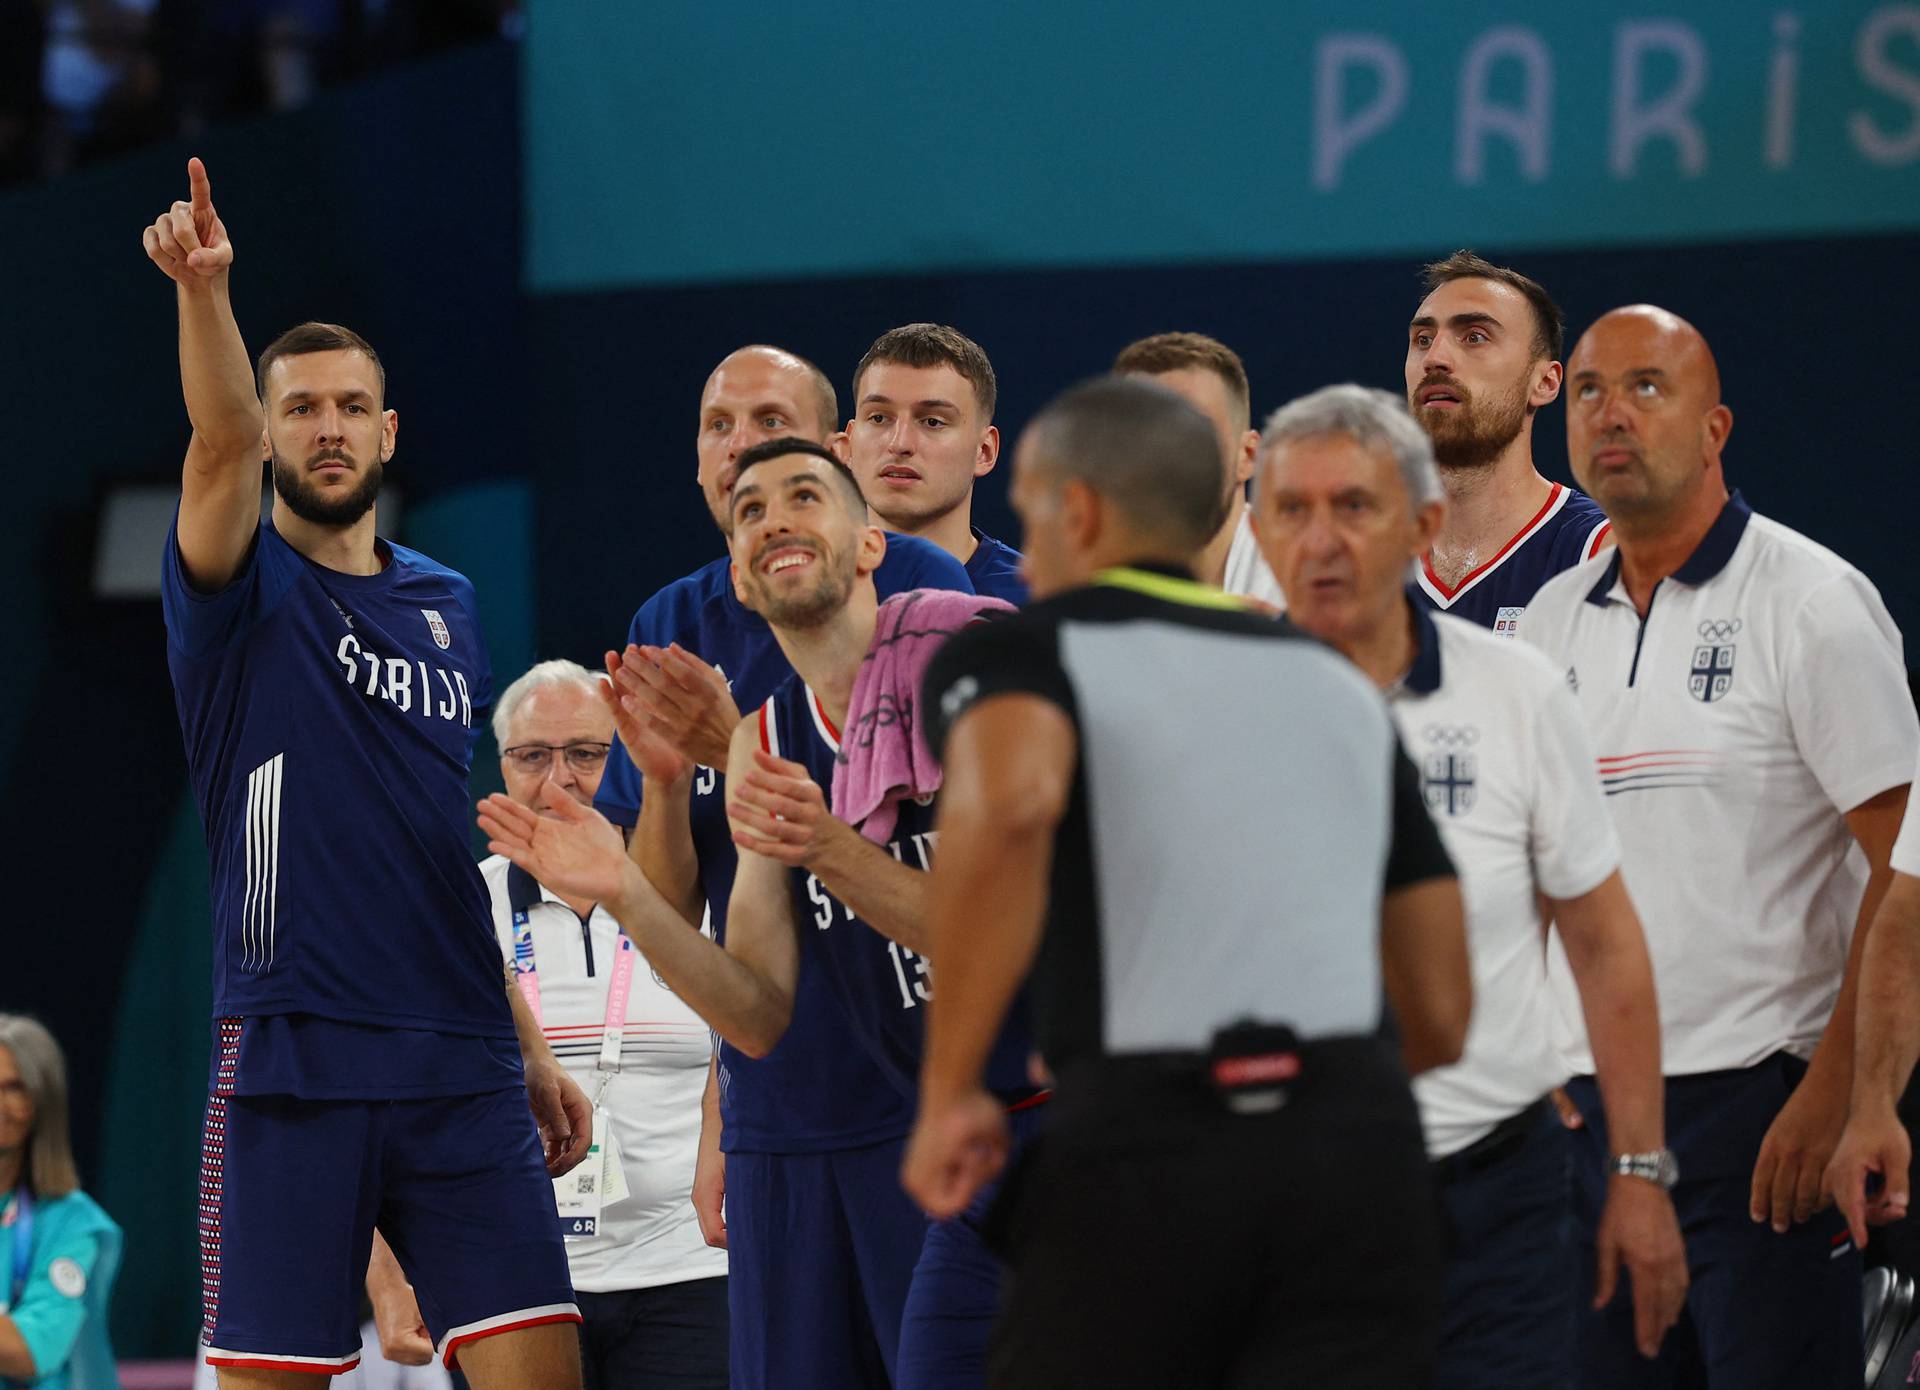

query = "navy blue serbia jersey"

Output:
[[594, 534, 972, 1153], [1411, 483, 1610, 633], [163, 518, 516, 1096], [758, 676, 1035, 1103]]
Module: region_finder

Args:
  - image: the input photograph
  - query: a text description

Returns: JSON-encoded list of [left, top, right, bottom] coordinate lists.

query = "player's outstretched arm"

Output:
[[480, 779, 794, 1055], [905, 693, 1072, 1220], [144, 158, 262, 592]]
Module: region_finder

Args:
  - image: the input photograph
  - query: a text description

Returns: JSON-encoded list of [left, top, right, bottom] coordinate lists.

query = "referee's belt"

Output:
[[1430, 1096, 1553, 1185]]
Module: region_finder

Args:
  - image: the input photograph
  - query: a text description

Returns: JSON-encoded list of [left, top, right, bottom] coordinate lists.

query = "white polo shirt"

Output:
[[1393, 606, 1621, 1157], [1222, 506, 1286, 610], [480, 855, 726, 1294], [1894, 755, 1920, 878], [1521, 493, 1917, 1076]]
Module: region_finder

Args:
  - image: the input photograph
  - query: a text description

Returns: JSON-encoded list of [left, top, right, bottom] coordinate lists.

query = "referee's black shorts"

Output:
[[983, 1037, 1442, 1389]]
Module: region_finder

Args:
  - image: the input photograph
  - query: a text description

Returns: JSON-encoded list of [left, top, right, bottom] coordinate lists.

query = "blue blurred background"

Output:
[[2, 0, 1916, 1356]]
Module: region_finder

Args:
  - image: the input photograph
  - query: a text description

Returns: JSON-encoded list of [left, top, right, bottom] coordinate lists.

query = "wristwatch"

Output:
[[1612, 1149, 1680, 1189]]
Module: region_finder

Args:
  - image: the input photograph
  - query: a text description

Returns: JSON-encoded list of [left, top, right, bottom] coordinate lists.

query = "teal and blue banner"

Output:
[[525, 2, 1920, 290]]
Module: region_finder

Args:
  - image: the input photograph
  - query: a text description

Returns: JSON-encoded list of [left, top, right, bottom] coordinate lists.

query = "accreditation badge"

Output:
[[553, 1119, 605, 1240], [554, 1107, 630, 1238]]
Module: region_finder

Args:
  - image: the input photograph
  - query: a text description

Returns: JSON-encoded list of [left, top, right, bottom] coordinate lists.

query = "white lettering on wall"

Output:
[[1851, 5, 1920, 165], [1457, 26, 1553, 184], [1609, 20, 1710, 178], [1314, 33, 1409, 190], [1766, 12, 1802, 168]]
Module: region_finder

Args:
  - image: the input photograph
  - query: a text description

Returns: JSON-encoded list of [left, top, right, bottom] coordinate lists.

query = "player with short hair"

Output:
[[1113, 330, 1283, 607], [1254, 382, 1686, 1383], [488, 436, 1040, 1389], [592, 348, 974, 1389], [1522, 304, 1918, 1388], [145, 159, 590, 1388], [1407, 250, 1611, 632], [845, 324, 1027, 603]]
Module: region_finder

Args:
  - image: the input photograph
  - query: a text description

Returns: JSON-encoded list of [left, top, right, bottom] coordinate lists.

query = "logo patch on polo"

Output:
[[1688, 618, 1741, 703], [1419, 725, 1479, 816]]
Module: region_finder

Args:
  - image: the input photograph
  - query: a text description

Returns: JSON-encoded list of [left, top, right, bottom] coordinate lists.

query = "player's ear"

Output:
[[1532, 360, 1563, 409], [381, 408, 398, 463], [1060, 478, 1100, 551], [1236, 431, 1259, 486], [828, 430, 851, 464], [1705, 404, 1733, 459], [729, 557, 747, 606], [858, 524, 888, 575], [973, 425, 1001, 478]]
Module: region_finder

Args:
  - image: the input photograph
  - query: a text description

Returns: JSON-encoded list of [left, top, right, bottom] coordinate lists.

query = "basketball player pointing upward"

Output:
[[146, 160, 589, 1389]]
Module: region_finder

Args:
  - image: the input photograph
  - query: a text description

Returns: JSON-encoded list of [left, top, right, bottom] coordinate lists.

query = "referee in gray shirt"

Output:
[[902, 376, 1470, 1388]]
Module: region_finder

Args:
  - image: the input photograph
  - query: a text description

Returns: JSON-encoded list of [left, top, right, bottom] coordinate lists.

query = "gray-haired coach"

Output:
[[902, 376, 1471, 1389]]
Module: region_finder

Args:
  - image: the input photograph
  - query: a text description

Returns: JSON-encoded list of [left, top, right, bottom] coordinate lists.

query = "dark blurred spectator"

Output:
[[1, 0, 524, 186], [39, 0, 165, 174]]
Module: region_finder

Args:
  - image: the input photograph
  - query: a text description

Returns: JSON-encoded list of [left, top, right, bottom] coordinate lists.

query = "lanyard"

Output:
[[5, 1189, 31, 1310], [511, 907, 636, 1080]]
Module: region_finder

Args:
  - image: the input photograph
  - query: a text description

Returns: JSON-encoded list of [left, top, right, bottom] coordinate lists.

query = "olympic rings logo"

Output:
[[1697, 618, 1742, 641], [1421, 725, 1479, 748]]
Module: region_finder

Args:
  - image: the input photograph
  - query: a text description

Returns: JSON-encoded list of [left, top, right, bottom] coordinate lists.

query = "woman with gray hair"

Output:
[[0, 1015, 121, 1390]]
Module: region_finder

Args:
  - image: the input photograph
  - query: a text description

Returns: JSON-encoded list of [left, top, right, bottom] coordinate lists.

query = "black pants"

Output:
[[985, 1041, 1442, 1389], [578, 1276, 729, 1390]]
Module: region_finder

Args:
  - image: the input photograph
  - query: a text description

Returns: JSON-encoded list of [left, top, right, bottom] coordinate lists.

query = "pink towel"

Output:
[[832, 588, 1017, 843]]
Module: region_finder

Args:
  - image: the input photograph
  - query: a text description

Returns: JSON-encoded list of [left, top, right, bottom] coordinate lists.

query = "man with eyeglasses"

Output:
[[431, 659, 727, 1387]]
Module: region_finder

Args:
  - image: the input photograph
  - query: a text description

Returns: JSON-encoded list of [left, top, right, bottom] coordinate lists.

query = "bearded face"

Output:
[[272, 446, 384, 527], [1412, 368, 1530, 472]]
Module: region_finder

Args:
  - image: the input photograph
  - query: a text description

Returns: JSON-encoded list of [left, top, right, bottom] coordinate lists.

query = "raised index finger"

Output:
[[188, 157, 212, 211]]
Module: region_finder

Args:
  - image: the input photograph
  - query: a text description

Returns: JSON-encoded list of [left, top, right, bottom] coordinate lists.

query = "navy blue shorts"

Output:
[[724, 1137, 927, 1390], [1566, 1057, 1862, 1388], [1432, 1100, 1573, 1390], [199, 1087, 579, 1375], [896, 1103, 1046, 1390]]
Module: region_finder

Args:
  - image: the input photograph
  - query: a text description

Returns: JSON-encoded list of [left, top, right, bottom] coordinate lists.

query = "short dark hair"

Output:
[[1420, 250, 1564, 363], [853, 323, 997, 422], [255, 321, 386, 404], [1113, 332, 1251, 428], [732, 436, 868, 518], [1025, 376, 1224, 553]]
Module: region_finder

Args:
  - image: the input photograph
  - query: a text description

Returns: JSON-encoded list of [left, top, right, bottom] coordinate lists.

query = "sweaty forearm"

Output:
[[1854, 874, 1920, 1112], [176, 279, 261, 454], [632, 773, 703, 926], [608, 863, 792, 1056], [810, 820, 929, 953]]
